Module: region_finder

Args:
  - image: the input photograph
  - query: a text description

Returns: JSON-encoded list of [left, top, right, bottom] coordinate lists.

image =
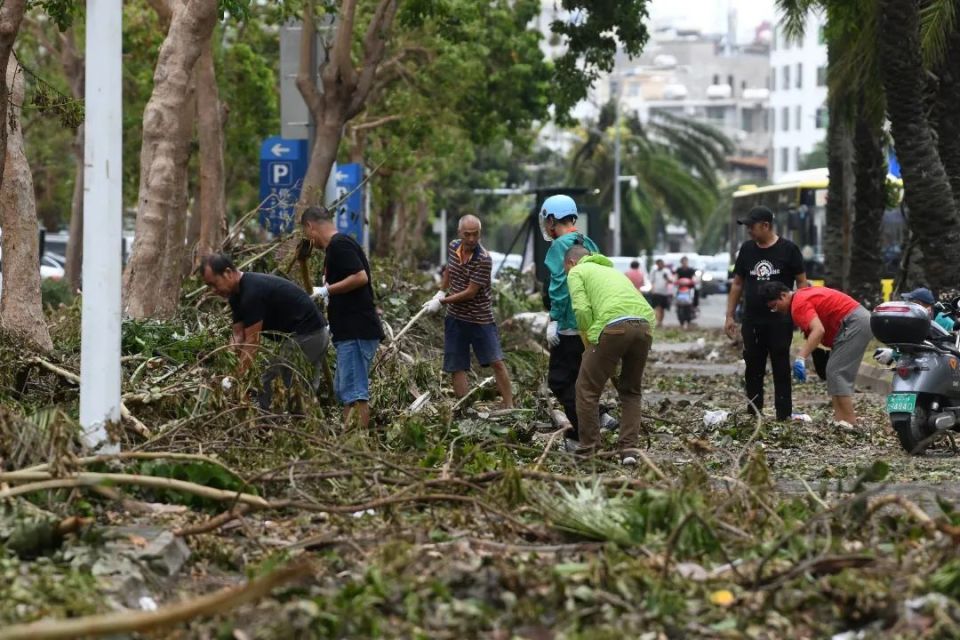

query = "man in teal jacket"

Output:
[[565, 244, 656, 465], [539, 194, 601, 441]]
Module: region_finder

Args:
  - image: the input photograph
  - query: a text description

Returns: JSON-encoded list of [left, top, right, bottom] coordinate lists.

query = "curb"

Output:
[[857, 361, 892, 396]]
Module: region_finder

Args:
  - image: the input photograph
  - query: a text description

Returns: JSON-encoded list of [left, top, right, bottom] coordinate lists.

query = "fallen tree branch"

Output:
[[28, 357, 152, 439], [866, 494, 937, 535], [0, 561, 310, 640], [175, 504, 251, 537], [21, 451, 244, 480], [452, 376, 495, 413], [0, 471, 269, 508]]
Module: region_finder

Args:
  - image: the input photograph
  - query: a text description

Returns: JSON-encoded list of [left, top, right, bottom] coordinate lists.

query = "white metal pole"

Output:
[[80, 0, 122, 452], [439, 208, 448, 266]]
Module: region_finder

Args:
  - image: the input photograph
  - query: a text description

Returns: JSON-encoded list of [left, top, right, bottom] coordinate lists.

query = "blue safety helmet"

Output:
[[538, 194, 579, 241]]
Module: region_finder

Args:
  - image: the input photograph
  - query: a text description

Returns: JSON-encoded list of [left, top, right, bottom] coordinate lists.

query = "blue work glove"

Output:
[[793, 357, 807, 382]]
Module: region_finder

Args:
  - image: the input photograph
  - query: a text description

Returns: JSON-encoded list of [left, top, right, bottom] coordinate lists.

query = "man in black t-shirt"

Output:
[[201, 253, 329, 411], [724, 207, 809, 421], [302, 206, 384, 429]]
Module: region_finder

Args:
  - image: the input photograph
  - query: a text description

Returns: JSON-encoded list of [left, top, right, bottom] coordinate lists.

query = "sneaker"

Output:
[[790, 413, 813, 423], [621, 455, 638, 466], [600, 412, 620, 431]]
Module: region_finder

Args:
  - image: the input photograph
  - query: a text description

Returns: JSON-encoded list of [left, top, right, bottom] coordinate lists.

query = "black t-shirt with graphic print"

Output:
[[734, 237, 805, 323]]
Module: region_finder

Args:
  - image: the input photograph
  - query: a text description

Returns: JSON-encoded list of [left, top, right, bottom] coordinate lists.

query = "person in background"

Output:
[[565, 244, 656, 466], [201, 254, 329, 411], [301, 206, 384, 429], [648, 258, 674, 328], [675, 256, 699, 313], [626, 260, 646, 290], [423, 214, 514, 408], [759, 281, 872, 426], [537, 194, 615, 442], [725, 206, 809, 422]]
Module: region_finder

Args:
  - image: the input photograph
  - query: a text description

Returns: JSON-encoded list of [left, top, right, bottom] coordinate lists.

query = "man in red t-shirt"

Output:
[[759, 281, 873, 425]]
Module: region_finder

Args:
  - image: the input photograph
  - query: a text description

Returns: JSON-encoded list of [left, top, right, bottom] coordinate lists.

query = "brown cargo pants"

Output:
[[575, 319, 652, 453]]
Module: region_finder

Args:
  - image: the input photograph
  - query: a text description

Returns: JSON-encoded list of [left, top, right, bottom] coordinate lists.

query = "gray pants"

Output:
[[259, 328, 330, 411], [826, 307, 872, 396]]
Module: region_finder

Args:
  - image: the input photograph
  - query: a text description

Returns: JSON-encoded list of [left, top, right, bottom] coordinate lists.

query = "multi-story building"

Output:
[[768, 11, 828, 181], [597, 23, 773, 180]]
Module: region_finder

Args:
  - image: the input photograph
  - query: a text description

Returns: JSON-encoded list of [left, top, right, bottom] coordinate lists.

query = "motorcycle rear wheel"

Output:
[[891, 404, 933, 454]]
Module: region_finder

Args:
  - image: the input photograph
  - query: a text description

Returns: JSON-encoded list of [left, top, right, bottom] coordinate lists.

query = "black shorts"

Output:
[[650, 293, 671, 310]]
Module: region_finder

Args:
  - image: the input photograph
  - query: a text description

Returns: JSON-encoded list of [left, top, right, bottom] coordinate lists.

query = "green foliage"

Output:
[[550, 0, 650, 123], [40, 278, 74, 309], [28, 0, 82, 31], [121, 318, 221, 363], [130, 459, 253, 509]]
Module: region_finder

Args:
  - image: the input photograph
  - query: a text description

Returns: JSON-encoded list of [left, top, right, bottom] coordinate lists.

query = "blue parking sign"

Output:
[[259, 136, 308, 234], [334, 163, 364, 245]]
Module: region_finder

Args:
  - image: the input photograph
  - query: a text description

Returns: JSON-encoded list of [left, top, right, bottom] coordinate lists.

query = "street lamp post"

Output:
[[612, 82, 622, 257]]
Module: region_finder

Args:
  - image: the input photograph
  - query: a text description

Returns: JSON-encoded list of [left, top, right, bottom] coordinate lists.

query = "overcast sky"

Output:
[[648, 0, 777, 42]]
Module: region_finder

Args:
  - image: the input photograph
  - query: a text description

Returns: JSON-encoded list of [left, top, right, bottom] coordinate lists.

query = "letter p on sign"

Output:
[[271, 162, 292, 186]]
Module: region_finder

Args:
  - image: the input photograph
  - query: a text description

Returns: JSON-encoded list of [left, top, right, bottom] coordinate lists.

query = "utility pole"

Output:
[[80, 0, 121, 452], [612, 79, 623, 257]]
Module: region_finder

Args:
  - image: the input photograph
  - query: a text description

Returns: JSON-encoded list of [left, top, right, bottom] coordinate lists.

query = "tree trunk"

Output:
[[194, 44, 225, 266], [295, 0, 398, 207], [933, 29, 960, 213], [123, 0, 219, 319], [878, 0, 960, 289], [0, 60, 52, 352], [0, 0, 26, 203], [824, 103, 851, 289], [65, 127, 84, 291], [847, 104, 886, 308]]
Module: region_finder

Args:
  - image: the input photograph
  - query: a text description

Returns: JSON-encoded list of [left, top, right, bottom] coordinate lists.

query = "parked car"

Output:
[[700, 256, 731, 295]]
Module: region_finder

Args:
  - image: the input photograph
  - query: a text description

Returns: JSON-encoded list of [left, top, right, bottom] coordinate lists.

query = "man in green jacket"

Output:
[[565, 245, 656, 465]]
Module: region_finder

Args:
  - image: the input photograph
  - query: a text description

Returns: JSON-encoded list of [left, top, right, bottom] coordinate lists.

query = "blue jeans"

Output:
[[333, 339, 380, 405], [443, 316, 504, 373]]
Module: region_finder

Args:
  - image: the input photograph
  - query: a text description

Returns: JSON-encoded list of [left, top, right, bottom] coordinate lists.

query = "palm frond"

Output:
[[921, 0, 960, 68], [775, 0, 820, 42]]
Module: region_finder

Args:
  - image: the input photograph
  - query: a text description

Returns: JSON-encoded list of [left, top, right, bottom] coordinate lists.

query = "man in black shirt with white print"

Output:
[[301, 206, 384, 430], [201, 253, 329, 411], [725, 207, 809, 421]]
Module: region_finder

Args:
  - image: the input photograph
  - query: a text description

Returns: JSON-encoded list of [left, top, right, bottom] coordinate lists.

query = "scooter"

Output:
[[871, 299, 960, 454], [675, 277, 696, 327]]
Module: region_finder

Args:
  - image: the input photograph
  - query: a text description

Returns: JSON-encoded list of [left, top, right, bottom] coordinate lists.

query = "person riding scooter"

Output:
[[875, 288, 957, 365]]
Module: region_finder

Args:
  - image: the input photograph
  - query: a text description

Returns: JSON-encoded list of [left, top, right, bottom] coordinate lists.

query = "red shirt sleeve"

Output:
[[792, 296, 817, 335]]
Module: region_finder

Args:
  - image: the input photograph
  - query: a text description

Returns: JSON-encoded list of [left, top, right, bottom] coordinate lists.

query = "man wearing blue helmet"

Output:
[[539, 194, 609, 441]]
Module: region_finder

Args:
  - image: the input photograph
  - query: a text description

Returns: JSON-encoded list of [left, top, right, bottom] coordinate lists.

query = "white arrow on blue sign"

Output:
[[259, 136, 308, 234]]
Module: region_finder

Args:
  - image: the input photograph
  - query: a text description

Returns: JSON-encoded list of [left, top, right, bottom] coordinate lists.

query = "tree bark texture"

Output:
[[933, 28, 960, 214], [0, 61, 53, 352], [194, 44, 225, 267], [824, 83, 852, 289], [296, 0, 399, 206], [847, 105, 886, 309], [123, 0, 218, 319], [878, 0, 960, 290], [65, 126, 84, 291], [0, 0, 27, 201]]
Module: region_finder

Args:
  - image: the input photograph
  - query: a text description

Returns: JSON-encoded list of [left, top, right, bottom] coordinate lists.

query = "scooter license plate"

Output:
[[887, 393, 917, 413]]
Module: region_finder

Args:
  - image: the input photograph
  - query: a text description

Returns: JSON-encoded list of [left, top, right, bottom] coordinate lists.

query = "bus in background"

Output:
[[730, 168, 904, 292]]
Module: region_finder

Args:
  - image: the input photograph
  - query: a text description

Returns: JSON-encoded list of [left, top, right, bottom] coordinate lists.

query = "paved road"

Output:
[[660, 291, 727, 329]]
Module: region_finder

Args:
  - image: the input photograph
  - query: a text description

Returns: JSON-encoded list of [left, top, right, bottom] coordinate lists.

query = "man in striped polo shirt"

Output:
[[423, 214, 514, 408]]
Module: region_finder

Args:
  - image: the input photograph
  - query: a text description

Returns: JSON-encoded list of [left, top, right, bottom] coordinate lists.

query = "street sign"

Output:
[[334, 163, 364, 245], [259, 136, 308, 234]]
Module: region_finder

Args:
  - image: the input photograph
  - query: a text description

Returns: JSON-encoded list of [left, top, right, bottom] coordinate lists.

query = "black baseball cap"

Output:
[[737, 206, 774, 226]]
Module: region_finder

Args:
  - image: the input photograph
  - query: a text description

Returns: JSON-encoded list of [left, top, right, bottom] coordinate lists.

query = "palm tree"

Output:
[[568, 102, 733, 255]]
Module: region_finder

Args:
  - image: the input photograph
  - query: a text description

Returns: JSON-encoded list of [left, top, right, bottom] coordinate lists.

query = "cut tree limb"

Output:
[[0, 561, 310, 640]]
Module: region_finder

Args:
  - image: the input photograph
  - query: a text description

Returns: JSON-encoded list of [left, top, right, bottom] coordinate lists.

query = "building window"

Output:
[[796, 62, 803, 89], [782, 106, 789, 131], [783, 65, 791, 90], [742, 110, 754, 132], [741, 80, 747, 92], [796, 105, 802, 130], [795, 147, 802, 170], [817, 65, 827, 86], [772, 27, 777, 51], [770, 108, 775, 132], [713, 73, 720, 85], [781, 147, 790, 172], [706, 106, 726, 122], [816, 106, 829, 129], [770, 68, 776, 91]]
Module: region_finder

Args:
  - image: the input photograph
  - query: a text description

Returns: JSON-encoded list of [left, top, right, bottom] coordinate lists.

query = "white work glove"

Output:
[[220, 376, 235, 391], [546, 320, 560, 348], [312, 286, 329, 302], [422, 290, 445, 314], [874, 348, 895, 366]]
